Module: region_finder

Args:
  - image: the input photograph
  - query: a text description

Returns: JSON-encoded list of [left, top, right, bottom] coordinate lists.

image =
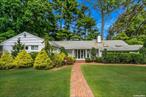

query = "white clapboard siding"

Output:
[[1, 32, 44, 53]]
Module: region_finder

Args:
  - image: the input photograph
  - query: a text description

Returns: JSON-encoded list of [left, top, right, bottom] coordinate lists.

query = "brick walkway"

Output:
[[70, 63, 94, 97]]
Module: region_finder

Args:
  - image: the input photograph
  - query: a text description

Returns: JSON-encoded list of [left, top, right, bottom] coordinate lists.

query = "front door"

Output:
[[74, 49, 86, 60]]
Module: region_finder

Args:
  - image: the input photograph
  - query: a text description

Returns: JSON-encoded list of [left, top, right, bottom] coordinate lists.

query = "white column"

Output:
[[77, 49, 78, 60], [80, 49, 81, 59], [85, 49, 87, 58], [72, 49, 74, 57], [99, 49, 102, 57]]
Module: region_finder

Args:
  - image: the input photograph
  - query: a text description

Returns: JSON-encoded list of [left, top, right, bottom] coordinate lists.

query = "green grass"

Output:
[[0, 66, 71, 97], [82, 65, 146, 97]]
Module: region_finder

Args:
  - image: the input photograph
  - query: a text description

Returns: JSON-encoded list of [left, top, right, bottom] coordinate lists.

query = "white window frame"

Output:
[[31, 45, 38, 50]]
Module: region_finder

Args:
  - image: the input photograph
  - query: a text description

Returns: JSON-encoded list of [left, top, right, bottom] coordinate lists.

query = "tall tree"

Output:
[[108, 0, 146, 44], [0, 0, 99, 41], [77, 16, 98, 39], [52, 0, 98, 40], [0, 0, 56, 37], [83, 0, 129, 39]]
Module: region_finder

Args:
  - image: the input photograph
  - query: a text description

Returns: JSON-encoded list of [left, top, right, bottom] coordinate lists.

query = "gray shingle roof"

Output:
[[0, 32, 142, 51], [102, 45, 143, 51], [52, 40, 142, 51], [52, 41, 100, 49]]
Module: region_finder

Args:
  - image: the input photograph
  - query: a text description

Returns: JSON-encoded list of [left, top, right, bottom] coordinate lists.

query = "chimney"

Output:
[[97, 35, 101, 43]]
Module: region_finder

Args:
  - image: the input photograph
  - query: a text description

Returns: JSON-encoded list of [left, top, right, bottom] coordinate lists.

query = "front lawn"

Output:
[[0, 66, 71, 97], [82, 65, 146, 97]]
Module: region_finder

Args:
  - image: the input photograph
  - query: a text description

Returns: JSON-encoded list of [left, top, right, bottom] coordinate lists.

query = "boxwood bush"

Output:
[[0, 52, 14, 69], [13, 50, 33, 68], [34, 50, 52, 70]]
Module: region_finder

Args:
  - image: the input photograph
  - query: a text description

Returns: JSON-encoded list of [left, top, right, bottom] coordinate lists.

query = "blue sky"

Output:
[[77, 0, 125, 38]]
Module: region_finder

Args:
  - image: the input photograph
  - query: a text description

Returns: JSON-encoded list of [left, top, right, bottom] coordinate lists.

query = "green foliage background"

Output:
[[0, 0, 98, 42]]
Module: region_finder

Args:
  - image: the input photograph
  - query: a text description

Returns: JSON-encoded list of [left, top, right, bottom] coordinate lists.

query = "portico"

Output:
[[67, 49, 101, 60]]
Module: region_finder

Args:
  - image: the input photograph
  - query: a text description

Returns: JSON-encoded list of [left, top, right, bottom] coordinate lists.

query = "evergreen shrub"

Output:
[[0, 52, 14, 69], [52, 52, 66, 67], [64, 55, 75, 65], [13, 50, 33, 68], [34, 50, 52, 69]]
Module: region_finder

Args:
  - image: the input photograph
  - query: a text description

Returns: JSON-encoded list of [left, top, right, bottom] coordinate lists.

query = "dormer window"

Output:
[[24, 33, 26, 38], [104, 45, 109, 47], [115, 45, 122, 47]]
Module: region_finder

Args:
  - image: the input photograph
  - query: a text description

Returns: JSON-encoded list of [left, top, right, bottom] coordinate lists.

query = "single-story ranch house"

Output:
[[0, 32, 143, 60]]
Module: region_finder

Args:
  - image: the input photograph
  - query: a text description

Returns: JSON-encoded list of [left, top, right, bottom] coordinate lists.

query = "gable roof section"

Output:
[[0, 32, 44, 46]]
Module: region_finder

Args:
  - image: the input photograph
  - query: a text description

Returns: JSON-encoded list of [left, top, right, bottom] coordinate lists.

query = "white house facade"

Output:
[[0, 32, 143, 60]]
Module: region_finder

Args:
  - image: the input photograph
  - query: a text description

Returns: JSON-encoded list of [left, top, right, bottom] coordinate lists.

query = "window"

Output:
[[24, 33, 26, 38], [25, 46, 28, 50], [31, 45, 38, 50], [87, 49, 90, 58], [115, 45, 122, 47], [0, 46, 2, 51]]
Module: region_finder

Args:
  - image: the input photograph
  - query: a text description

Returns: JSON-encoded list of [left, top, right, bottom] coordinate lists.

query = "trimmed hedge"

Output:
[[85, 57, 102, 63], [85, 58, 92, 63], [86, 52, 145, 64], [103, 52, 145, 64], [0, 52, 14, 69], [95, 57, 102, 63], [34, 50, 52, 69], [13, 50, 33, 68]]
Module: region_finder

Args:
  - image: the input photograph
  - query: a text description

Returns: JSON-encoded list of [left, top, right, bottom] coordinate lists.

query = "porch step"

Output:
[[75, 60, 85, 63]]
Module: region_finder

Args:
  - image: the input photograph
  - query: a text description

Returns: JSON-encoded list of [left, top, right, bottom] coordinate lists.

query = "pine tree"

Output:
[[11, 38, 25, 57]]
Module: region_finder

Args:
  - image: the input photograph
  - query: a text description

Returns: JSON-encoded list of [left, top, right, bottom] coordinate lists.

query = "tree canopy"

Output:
[[0, 0, 145, 45], [108, 0, 146, 44], [0, 0, 98, 42]]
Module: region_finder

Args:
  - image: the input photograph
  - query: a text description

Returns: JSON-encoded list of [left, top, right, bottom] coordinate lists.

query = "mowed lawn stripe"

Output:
[[0, 66, 71, 97], [82, 65, 146, 97]]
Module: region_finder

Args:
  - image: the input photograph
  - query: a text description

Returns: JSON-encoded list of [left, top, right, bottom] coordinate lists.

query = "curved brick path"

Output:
[[70, 63, 94, 97]]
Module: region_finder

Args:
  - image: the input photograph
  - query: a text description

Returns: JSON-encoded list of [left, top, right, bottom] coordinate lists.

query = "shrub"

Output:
[[64, 56, 75, 65], [85, 58, 92, 63], [131, 53, 144, 64], [91, 47, 96, 61], [13, 50, 33, 68], [95, 57, 102, 63], [52, 52, 66, 67], [119, 53, 132, 63], [60, 47, 68, 56], [34, 50, 52, 70], [103, 52, 144, 64], [29, 52, 38, 60], [0, 52, 14, 69], [103, 53, 115, 63]]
